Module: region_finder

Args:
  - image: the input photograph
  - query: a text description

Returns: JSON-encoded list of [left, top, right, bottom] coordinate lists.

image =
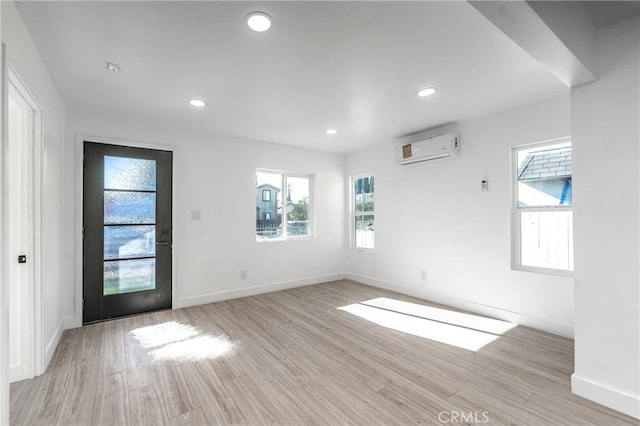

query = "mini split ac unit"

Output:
[[395, 133, 460, 165]]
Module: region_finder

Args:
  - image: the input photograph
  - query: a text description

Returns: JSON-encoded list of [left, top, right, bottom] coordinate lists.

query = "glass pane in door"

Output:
[[103, 155, 157, 295], [104, 259, 156, 295], [104, 156, 156, 190], [104, 225, 155, 260], [104, 191, 156, 224]]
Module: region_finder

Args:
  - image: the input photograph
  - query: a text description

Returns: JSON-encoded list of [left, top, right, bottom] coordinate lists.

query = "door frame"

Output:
[[5, 65, 43, 379], [74, 134, 176, 327]]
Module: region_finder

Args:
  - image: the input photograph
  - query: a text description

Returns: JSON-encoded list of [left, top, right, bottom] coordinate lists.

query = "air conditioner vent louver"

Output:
[[395, 134, 460, 165]]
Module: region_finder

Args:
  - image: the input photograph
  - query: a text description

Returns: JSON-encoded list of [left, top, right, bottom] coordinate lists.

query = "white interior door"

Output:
[[7, 79, 35, 383]]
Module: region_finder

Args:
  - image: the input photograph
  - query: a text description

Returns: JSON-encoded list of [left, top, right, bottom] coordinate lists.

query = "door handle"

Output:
[[155, 242, 171, 246]]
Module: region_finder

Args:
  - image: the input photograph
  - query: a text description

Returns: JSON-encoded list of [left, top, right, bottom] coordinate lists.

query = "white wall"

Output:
[[346, 94, 574, 337], [571, 16, 640, 419], [0, 2, 8, 424], [65, 109, 346, 324], [2, 1, 69, 373]]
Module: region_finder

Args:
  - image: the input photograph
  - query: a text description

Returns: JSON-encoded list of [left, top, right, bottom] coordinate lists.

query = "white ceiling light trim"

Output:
[[246, 12, 273, 32], [325, 128, 337, 135], [189, 99, 206, 107], [417, 87, 438, 97], [106, 61, 121, 72]]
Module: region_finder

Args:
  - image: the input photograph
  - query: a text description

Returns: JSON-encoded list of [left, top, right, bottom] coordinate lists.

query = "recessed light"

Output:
[[417, 87, 437, 97], [246, 12, 273, 32], [325, 129, 337, 135], [106, 62, 121, 72], [189, 99, 206, 107]]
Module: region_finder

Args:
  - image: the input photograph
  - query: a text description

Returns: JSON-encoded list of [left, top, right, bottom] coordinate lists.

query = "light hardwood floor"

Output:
[[10, 280, 638, 425]]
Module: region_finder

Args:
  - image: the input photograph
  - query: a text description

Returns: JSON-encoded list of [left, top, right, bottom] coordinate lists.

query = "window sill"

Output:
[[256, 236, 315, 243], [511, 264, 573, 278]]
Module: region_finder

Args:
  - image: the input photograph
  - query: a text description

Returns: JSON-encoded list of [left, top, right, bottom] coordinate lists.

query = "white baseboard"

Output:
[[175, 273, 347, 309], [43, 320, 65, 372], [345, 273, 574, 338], [572, 374, 640, 419]]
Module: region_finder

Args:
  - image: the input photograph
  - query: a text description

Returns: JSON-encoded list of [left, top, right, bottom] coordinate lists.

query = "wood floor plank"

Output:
[[48, 328, 79, 368], [156, 361, 201, 418], [10, 279, 639, 425], [128, 384, 171, 426], [185, 361, 246, 425], [98, 319, 127, 377]]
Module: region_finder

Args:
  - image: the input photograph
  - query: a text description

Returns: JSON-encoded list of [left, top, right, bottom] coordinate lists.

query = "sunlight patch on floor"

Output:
[[130, 320, 236, 361], [361, 297, 516, 335], [338, 298, 516, 352]]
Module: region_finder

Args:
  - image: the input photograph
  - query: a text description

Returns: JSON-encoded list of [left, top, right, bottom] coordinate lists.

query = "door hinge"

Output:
[[82, 227, 85, 239]]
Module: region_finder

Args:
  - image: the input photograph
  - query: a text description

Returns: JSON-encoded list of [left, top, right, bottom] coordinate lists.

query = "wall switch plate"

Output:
[[420, 270, 427, 281], [240, 269, 247, 280], [191, 210, 202, 221]]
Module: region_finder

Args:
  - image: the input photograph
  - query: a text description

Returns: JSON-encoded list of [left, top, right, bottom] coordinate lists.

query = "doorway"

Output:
[[83, 142, 172, 324], [7, 68, 42, 383]]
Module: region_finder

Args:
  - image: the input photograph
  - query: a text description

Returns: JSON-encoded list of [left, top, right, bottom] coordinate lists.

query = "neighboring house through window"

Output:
[[512, 139, 573, 274], [256, 170, 312, 240]]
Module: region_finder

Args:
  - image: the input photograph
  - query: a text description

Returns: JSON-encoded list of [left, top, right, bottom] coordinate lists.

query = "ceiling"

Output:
[[13, 1, 576, 153], [583, 1, 640, 29]]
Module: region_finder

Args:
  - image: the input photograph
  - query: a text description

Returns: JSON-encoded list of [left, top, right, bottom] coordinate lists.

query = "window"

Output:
[[352, 175, 374, 249], [256, 171, 312, 240], [512, 139, 573, 274]]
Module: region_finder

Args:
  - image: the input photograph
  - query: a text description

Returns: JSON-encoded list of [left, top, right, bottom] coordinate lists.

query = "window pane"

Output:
[[355, 176, 374, 212], [355, 214, 375, 249], [521, 211, 573, 271], [286, 176, 310, 236], [104, 191, 156, 224], [104, 156, 156, 191], [103, 258, 155, 295], [104, 225, 155, 260], [517, 144, 571, 207], [256, 172, 283, 240]]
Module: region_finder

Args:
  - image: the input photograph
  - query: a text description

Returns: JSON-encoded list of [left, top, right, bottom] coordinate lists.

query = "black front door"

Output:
[[83, 141, 172, 324]]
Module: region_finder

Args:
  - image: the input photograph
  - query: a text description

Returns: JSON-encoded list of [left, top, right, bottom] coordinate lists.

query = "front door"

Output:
[[83, 141, 172, 324]]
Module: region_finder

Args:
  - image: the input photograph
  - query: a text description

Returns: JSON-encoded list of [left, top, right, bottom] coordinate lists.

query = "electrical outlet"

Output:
[[240, 269, 247, 280], [420, 270, 427, 281]]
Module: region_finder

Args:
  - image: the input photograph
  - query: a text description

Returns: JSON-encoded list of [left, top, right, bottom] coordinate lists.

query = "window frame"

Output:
[[262, 189, 271, 202], [255, 169, 314, 242], [511, 138, 573, 276], [351, 174, 375, 250]]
